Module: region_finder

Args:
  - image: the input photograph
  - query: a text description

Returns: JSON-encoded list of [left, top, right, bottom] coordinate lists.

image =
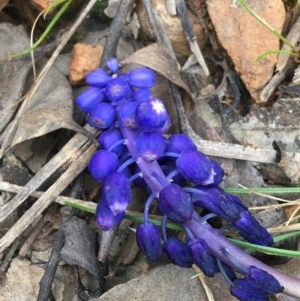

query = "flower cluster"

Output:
[[76, 58, 291, 300]]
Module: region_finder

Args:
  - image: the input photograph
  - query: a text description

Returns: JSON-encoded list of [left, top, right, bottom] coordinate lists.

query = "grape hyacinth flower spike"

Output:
[[76, 58, 300, 300]]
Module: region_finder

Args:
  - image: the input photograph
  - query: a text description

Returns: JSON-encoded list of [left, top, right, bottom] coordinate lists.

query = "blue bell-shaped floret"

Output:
[[226, 193, 248, 212], [133, 88, 152, 103], [102, 172, 132, 215], [233, 211, 273, 245], [107, 57, 119, 73], [176, 150, 215, 185], [187, 238, 218, 277], [98, 129, 125, 156], [76, 87, 104, 113], [105, 77, 131, 102], [162, 161, 186, 186], [163, 237, 193, 268], [157, 113, 171, 134], [230, 278, 269, 301], [136, 223, 162, 263], [86, 68, 111, 87], [135, 98, 170, 132], [136, 131, 166, 162], [88, 150, 119, 182], [246, 266, 283, 294], [210, 159, 225, 185], [159, 183, 193, 223], [128, 67, 155, 88], [193, 186, 241, 222], [88, 103, 116, 129], [117, 101, 139, 129], [166, 134, 197, 154], [251, 226, 273, 246], [96, 198, 125, 231]]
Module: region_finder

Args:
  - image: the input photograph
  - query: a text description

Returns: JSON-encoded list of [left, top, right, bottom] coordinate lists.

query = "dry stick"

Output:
[[0, 128, 96, 223], [0, 144, 96, 253], [175, 0, 210, 76], [99, 0, 135, 68], [0, 0, 99, 159]]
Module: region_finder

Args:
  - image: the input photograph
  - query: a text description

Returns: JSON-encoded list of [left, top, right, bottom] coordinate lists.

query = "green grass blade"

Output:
[[229, 238, 300, 257], [44, 0, 68, 17], [9, 0, 73, 58], [255, 49, 299, 63], [224, 187, 300, 194], [236, 0, 294, 49]]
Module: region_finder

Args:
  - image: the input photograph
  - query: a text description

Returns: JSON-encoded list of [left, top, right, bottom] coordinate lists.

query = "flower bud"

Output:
[[88, 103, 116, 129], [166, 134, 197, 154], [102, 172, 132, 215], [96, 198, 125, 231], [133, 88, 152, 103], [117, 101, 139, 129], [76, 87, 104, 113], [187, 238, 218, 277], [157, 114, 171, 134], [246, 266, 283, 294], [128, 67, 155, 88], [106, 77, 131, 102], [107, 57, 119, 73], [176, 150, 215, 185], [86, 68, 111, 87], [136, 131, 166, 161], [230, 278, 269, 301], [193, 186, 240, 221], [135, 98, 170, 132], [159, 183, 193, 223], [98, 129, 125, 156], [136, 223, 162, 263], [163, 237, 193, 268], [88, 150, 119, 182], [226, 193, 248, 212], [210, 159, 224, 185], [233, 211, 271, 245]]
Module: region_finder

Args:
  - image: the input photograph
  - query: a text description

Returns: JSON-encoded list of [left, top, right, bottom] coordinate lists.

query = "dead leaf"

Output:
[[0, 23, 32, 133], [6, 58, 87, 151], [0, 0, 9, 11], [121, 43, 193, 98]]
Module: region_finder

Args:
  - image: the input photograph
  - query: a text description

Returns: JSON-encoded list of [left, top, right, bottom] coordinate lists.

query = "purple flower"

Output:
[[246, 266, 283, 294], [226, 193, 248, 212], [102, 172, 132, 215], [187, 238, 218, 277], [133, 88, 152, 103], [107, 57, 119, 73], [136, 223, 162, 263], [98, 129, 125, 156], [136, 131, 166, 161], [96, 198, 125, 231], [76, 87, 104, 113], [176, 150, 215, 185], [88, 103, 116, 129], [159, 183, 193, 223], [105, 77, 131, 102], [166, 134, 197, 154], [163, 237, 193, 268], [86, 68, 111, 87], [117, 101, 139, 129], [128, 67, 155, 88], [193, 186, 241, 221], [135, 98, 170, 132], [233, 211, 273, 246], [230, 278, 269, 301], [210, 159, 224, 185], [88, 150, 119, 182]]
